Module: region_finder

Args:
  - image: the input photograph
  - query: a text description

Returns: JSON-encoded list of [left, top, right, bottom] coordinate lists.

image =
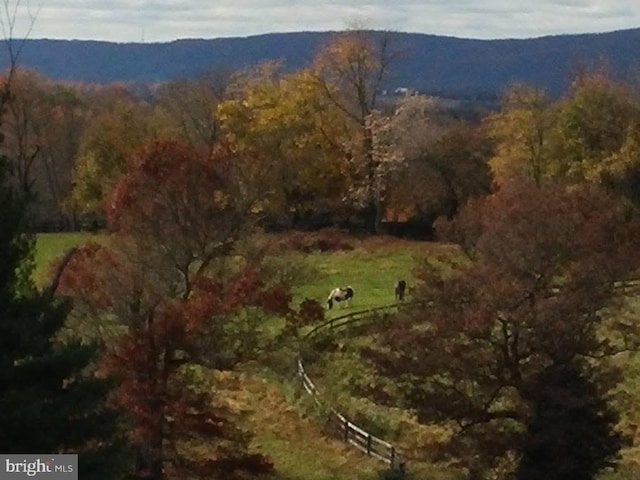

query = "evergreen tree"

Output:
[[0, 91, 126, 477], [517, 363, 623, 480]]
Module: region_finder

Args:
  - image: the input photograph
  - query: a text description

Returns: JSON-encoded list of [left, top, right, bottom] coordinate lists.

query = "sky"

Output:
[[4, 0, 640, 44]]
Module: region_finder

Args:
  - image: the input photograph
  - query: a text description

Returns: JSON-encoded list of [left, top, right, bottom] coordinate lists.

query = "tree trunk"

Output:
[[364, 200, 377, 234], [374, 197, 384, 235]]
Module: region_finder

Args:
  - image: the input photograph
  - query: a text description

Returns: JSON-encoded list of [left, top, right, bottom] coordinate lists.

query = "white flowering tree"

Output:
[[346, 109, 405, 225]]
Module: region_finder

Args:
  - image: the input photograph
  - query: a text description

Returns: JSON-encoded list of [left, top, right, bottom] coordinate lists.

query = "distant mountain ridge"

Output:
[[1, 29, 639, 96]]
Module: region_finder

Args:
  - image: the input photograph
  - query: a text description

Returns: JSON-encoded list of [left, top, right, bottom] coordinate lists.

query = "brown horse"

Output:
[[395, 280, 407, 301]]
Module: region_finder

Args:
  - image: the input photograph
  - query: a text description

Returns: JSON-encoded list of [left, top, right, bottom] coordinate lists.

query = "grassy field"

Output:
[[34, 232, 446, 480], [34, 232, 640, 480], [292, 238, 425, 309], [34, 232, 447, 310]]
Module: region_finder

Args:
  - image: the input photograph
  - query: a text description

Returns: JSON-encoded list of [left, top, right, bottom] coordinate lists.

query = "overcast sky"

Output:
[[4, 0, 640, 44]]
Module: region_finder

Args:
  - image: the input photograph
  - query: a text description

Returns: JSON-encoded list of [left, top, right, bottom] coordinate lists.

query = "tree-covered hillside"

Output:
[[2, 28, 639, 96]]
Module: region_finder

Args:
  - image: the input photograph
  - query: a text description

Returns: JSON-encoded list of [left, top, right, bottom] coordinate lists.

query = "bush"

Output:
[[278, 228, 355, 253]]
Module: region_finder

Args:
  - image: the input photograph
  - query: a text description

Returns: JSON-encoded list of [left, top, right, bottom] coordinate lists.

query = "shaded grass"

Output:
[[228, 371, 382, 480]]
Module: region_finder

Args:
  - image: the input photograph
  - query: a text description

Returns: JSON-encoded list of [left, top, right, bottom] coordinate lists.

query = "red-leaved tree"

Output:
[[61, 139, 290, 479], [366, 182, 640, 479]]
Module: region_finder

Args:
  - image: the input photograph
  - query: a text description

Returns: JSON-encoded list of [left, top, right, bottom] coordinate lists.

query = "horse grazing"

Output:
[[327, 286, 354, 309], [395, 280, 407, 301]]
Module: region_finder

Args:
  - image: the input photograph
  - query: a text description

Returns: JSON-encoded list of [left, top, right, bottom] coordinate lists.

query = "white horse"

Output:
[[327, 286, 354, 309]]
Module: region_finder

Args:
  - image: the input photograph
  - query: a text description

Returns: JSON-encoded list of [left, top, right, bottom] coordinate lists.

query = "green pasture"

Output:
[[34, 232, 106, 286], [33, 232, 449, 310], [33, 232, 640, 480], [33, 232, 451, 479], [288, 238, 456, 314]]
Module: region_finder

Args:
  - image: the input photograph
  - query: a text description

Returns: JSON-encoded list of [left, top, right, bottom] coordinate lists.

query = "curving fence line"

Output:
[[297, 303, 413, 468]]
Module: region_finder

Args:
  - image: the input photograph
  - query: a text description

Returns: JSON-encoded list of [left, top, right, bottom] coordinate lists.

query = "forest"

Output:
[[3, 29, 640, 480]]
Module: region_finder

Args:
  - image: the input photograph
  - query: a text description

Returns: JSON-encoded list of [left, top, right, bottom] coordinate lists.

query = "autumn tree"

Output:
[[155, 69, 234, 160], [32, 82, 91, 229], [486, 72, 640, 209], [0, 72, 168, 231], [61, 139, 288, 479], [387, 94, 492, 229], [218, 64, 353, 227], [108, 139, 252, 265], [61, 243, 283, 479], [367, 182, 640, 478], [422, 120, 492, 220], [1, 68, 45, 198], [67, 90, 173, 219], [485, 83, 557, 187], [553, 70, 640, 206], [31, 78, 92, 229], [516, 363, 623, 480], [555, 71, 640, 176], [312, 29, 396, 233], [0, 70, 89, 229]]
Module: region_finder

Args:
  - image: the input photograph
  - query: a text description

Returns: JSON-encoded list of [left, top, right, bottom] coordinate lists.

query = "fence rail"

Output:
[[297, 303, 413, 468]]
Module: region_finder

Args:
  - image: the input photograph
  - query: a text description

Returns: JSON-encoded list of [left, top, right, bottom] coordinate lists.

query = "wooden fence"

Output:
[[297, 303, 410, 468]]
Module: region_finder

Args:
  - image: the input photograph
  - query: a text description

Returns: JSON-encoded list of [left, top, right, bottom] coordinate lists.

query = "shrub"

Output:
[[278, 229, 355, 253]]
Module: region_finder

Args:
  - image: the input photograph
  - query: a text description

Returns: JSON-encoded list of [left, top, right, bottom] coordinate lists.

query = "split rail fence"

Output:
[[296, 303, 411, 468]]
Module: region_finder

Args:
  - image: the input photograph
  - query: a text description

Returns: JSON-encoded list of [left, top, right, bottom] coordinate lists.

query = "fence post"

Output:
[[366, 434, 372, 455], [344, 419, 349, 442], [390, 446, 395, 468]]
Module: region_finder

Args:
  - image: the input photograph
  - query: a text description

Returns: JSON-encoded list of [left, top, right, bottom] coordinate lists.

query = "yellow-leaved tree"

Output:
[[311, 28, 397, 233], [553, 70, 640, 206], [485, 83, 557, 187], [218, 64, 352, 227], [486, 70, 640, 211], [66, 91, 174, 220]]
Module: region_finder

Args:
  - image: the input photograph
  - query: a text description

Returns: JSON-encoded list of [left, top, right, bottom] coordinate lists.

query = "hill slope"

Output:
[[2, 28, 639, 96]]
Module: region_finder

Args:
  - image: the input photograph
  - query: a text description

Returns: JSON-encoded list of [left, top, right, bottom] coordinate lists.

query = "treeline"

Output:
[[4, 31, 640, 238], [5, 29, 640, 94], [0, 30, 493, 236]]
